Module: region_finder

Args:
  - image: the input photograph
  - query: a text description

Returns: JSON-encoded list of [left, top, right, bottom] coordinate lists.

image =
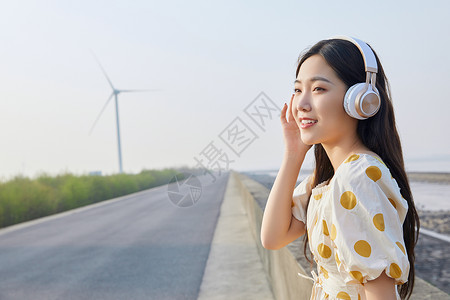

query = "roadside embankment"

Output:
[[0, 169, 182, 229]]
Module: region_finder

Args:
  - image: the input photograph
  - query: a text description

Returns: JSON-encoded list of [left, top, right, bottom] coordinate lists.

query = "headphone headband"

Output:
[[331, 35, 378, 73]]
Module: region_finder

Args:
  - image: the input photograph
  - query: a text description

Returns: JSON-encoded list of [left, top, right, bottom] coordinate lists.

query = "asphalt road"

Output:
[[0, 172, 229, 300]]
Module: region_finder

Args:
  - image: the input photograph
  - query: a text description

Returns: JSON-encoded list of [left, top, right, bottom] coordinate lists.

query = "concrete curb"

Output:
[[197, 171, 274, 300], [235, 171, 313, 300], [234, 171, 450, 300]]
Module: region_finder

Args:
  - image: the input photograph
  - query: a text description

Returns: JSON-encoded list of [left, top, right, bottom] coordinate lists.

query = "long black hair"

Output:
[[295, 39, 420, 300]]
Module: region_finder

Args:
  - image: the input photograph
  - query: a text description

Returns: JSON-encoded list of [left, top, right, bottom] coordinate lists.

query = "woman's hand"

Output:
[[280, 94, 312, 155]]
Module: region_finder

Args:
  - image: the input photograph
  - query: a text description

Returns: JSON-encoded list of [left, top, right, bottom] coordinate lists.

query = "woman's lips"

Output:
[[299, 118, 318, 129]]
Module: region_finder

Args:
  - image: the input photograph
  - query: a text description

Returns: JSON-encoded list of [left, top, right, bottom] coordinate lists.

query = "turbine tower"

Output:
[[89, 52, 159, 174]]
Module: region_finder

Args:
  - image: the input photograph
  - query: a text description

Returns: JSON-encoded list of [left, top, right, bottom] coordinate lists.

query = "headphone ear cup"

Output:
[[344, 83, 367, 120], [359, 89, 381, 118]]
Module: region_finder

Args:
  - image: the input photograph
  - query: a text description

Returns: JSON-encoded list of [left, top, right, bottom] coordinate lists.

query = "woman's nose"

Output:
[[296, 94, 311, 112]]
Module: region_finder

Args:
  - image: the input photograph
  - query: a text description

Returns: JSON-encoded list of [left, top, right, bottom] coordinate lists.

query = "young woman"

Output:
[[260, 37, 419, 300]]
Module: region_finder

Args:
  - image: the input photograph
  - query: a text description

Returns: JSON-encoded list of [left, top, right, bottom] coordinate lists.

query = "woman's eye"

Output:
[[294, 88, 302, 93], [313, 87, 325, 92]]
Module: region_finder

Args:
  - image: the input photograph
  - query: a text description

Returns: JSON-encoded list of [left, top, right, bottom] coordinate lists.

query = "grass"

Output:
[[0, 168, 188, 229]]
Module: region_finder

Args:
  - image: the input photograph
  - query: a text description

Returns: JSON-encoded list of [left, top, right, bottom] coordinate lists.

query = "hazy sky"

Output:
[[1, 0, 449, 180]]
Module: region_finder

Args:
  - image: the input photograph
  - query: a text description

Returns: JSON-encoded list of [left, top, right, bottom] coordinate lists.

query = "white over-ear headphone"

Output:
[[331, 36, 381, 120]]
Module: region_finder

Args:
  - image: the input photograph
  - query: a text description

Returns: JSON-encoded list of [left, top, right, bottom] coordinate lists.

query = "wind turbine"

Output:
[[89, 52, 160, 174]]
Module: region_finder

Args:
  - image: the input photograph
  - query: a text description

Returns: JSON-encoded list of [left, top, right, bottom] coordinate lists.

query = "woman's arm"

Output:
[[260, 151, 307, 250], [364, 272, 397, 300]]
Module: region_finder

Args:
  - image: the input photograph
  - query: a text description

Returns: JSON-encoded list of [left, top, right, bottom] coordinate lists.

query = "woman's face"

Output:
[[293, 54, 358, 147]]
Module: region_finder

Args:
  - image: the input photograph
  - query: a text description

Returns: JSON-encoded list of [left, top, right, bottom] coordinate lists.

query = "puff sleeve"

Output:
[[292, 175, 312, 224], [328, 155, 410, 285]]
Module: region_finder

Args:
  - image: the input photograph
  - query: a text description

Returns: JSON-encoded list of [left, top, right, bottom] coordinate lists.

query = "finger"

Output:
[[287, 94, 295, 123], [280, 102, 287, 125]]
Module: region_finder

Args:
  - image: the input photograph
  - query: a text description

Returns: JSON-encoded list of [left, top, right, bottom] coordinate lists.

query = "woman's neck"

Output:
[[322, 137, 371, 172]]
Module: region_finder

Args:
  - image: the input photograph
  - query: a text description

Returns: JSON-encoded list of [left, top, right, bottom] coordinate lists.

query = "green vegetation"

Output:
[[0, 168, 186, 229]]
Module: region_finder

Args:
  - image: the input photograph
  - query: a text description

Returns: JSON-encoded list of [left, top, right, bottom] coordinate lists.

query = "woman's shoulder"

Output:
[[336, 152, 391, 181], [332, 152, 408, 217], [332, 152, 403, 198]]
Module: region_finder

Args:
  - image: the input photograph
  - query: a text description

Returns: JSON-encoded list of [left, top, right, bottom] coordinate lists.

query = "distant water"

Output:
[[410, 182, 450, 211], [244, 170, 450, 211], [405, 158, 450, 173]]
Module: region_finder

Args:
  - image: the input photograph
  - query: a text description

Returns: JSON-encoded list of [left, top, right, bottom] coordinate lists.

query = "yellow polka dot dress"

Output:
[[292, 153, 409, 300]]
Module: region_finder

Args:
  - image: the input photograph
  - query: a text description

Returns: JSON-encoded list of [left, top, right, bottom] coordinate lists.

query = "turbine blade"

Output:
[[90, 50, 116, 91], [119, 89, 162, 93], [89, 93, 114, 135]]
